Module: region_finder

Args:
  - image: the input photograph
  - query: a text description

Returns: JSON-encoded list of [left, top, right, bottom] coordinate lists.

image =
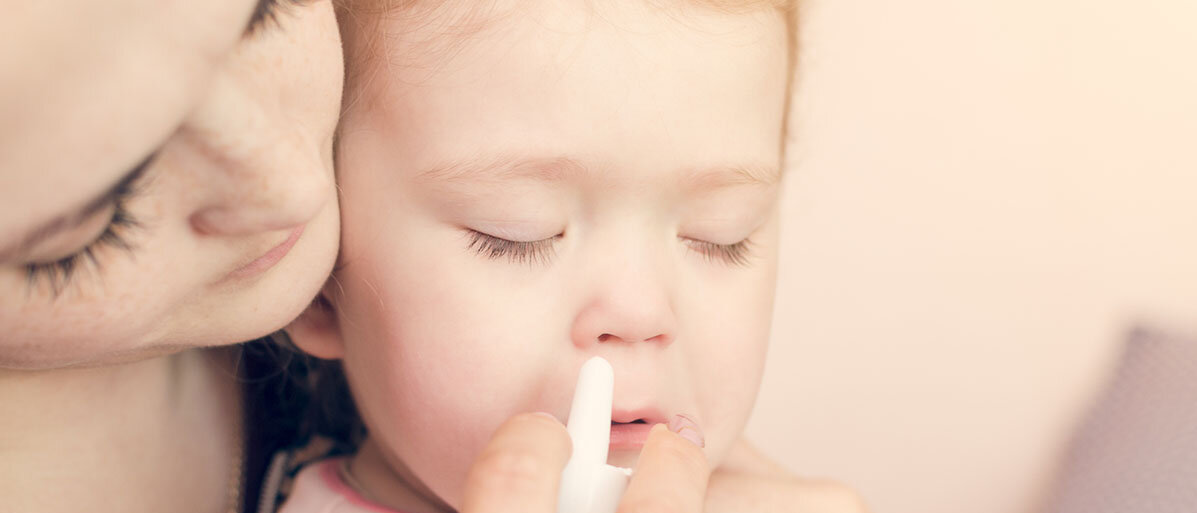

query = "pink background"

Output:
[[744, 0, 1197, 512]]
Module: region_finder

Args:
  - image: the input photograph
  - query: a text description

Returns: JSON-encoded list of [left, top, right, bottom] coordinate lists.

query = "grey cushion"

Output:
[[1046, 326, 1197, 513]]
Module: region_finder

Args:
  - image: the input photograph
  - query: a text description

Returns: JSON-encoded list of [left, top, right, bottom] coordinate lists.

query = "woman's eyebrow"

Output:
[[0, 155, 152, 261]]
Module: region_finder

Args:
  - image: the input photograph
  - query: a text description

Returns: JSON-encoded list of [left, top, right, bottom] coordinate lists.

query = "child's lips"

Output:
[[609, 421, 655, 450], [609, 408, 667, 450], [611, 408, 665, 425]]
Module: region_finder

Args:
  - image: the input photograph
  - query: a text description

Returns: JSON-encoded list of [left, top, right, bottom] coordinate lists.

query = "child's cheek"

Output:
[[339, 247, 564, 508], [679, 228, 778, 467]]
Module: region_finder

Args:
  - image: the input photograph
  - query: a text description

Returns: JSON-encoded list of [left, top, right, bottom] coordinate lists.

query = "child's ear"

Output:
[[284, 288, 345, 360]]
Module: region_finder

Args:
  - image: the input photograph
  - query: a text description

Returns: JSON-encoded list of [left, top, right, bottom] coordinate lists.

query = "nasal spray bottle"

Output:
[[556, 357, 633, 513]]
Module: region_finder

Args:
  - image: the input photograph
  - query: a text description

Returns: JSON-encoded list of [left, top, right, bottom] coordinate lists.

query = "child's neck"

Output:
[[0, 348, 242, 513], [348, 436, 456, 513]]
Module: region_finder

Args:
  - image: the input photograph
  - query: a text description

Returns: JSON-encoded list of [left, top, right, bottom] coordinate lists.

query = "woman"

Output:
[[1, 1, 341, 511], [0, 1, 725, 512]]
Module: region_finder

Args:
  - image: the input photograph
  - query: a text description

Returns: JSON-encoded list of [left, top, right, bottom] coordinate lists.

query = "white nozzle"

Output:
[[556, 357, 632, 513]]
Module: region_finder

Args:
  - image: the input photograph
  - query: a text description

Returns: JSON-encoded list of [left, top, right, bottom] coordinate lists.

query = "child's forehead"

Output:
[[338, 0, 790, 182], [345, 0, 788, 80], [345, 3, 789, 111]]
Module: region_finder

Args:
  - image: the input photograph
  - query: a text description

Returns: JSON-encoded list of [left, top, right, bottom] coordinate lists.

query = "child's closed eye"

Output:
[[466, 230, 561, 266], [681, 237, 754, 267], [464, 230, 755, 267]]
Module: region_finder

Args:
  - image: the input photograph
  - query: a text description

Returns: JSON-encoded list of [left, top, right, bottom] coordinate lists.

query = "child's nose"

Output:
[[570, 272, 677, 349]]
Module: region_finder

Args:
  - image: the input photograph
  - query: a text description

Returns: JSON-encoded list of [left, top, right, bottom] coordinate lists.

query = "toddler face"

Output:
[[321, 0, 788, 509]]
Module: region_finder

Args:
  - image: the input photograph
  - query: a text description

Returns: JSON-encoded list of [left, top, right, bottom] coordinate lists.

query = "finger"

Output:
[[618, 418, 710, 513], [461, 412, 573, 513]]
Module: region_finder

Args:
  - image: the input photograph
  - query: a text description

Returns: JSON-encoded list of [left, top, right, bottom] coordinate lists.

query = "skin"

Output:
[[0, 349, 245, 513], [0, 0, 342, 370], [287, 1, 850, 512]]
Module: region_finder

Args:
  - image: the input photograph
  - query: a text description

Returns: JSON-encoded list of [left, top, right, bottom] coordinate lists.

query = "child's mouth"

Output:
[[609, 418, 655, 450]]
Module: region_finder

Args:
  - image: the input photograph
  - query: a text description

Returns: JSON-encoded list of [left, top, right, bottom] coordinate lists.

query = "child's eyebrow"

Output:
[[417, 154, 588, 185], [415, 153, 780, 190], [684, 165, 781, 190]]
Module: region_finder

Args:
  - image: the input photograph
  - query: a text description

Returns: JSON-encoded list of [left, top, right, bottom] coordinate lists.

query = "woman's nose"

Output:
[[183, 73, 332, 237]]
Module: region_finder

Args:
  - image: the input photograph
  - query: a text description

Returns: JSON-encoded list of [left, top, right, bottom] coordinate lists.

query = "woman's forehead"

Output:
[[0, 0, 255, 244]]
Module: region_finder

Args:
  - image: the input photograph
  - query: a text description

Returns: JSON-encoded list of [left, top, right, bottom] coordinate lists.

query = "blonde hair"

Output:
[[334, 0, 798, 107]]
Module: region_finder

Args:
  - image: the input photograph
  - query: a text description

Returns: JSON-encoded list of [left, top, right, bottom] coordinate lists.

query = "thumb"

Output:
[[460, 412, 573, 513], [619, 417, 710, 513]]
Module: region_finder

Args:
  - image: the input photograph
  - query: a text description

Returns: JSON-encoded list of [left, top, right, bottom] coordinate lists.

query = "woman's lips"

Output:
[[224, 225, 305, 281]]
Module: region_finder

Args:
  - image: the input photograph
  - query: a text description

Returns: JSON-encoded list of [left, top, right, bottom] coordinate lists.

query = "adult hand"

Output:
[[461, 412, 710, 513], [703, 439, 870, 513]]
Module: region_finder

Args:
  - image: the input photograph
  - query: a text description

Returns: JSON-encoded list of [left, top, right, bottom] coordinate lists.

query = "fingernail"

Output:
[[669, 414, 705, 448], [532, 411, 557, 420]]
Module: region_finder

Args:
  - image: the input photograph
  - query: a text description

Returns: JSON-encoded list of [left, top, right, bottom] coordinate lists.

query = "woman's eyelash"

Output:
[[245, 0, 306, 36], [683, 238, 754, 267], [25, 188, 142, 297], [466, 231, 560, 266]]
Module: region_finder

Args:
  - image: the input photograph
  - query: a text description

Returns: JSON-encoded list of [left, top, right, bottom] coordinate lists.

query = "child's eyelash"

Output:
[[466, 230, 561, 266], [464, 231, 753, 267], [25, 192, 142, 297], [683, 238, 754, 267]]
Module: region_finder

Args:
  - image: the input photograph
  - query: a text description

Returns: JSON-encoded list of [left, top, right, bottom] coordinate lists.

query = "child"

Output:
[[281, 0, 837, 511]]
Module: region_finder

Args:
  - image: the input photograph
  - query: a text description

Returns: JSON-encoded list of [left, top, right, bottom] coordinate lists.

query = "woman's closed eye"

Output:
[[23, 172, 146, 296], [465, 230, 562, 266], [245, 0, 308, 36]]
